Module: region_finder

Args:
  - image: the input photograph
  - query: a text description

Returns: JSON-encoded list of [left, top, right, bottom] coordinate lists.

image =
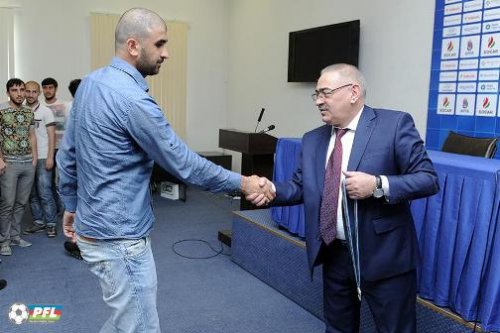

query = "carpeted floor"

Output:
[[0, 188, 479, 332], [0, 189, 324, 332]]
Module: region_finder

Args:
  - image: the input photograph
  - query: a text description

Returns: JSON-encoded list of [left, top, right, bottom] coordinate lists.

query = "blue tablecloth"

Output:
[[271, 138, 305, 237], [272, 138, 500, 331], [412, 151, 500, 332]]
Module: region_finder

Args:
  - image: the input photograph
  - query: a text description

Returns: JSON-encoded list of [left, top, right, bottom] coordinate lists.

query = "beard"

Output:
[[137, 51, 161, 77]]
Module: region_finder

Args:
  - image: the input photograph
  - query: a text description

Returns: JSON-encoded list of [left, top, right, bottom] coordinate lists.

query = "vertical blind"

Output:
[[0, 8, 14, 89], [90, 13, 187, 139]]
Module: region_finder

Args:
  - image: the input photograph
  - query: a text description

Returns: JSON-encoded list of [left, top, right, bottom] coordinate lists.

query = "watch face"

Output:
[[374, 188, 384, 198]]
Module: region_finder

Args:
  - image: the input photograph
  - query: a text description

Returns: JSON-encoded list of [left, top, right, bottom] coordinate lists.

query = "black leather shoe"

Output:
[[64, 241, 83, 260], [0, 279, 7, 290]]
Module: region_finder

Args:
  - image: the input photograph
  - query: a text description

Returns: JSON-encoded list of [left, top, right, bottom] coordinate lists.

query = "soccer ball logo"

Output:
[[9, 303, 29, 325]]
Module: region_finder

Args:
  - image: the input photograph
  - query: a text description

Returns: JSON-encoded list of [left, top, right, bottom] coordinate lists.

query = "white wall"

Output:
[[0, 0, 436, 167], [227, 0, 435, 140], [0, 0, 230, 151]]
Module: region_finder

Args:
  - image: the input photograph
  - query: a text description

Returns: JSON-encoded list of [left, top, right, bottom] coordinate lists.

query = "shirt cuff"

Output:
[[61, 195, 77, 213], [380, 175, 390, 197]]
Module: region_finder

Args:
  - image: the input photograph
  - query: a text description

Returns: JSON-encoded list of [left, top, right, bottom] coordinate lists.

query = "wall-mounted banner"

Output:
[[427, 0, 500, 157]]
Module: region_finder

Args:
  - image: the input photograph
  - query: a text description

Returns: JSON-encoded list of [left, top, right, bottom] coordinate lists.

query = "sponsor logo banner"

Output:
[[484, 7, 500, 21], [442, 38, 460, 59], [464, 0, 483, 12], [457, 82, 477, 93], [441, 60, 459, 70], [437, 94, 456, 115], [439, 82, 457, 93], [459, 59, 479, 69], [444, 14, 462, 26], [479, 69, 500, 80], [460, 35, 481, 58], [485, 0, 500, 9], [444, 25, 461, 37], [462, 23, 482, 35], [445, 3, 463, 15], [456, 94, 476, 116], [459, 70, 478, 81], [478, 81, 499, 93], [475, 94, 498, 116], [480, 57, 500, 68], [481, 33, 500, 56], [483, 20, 500, 32], [463, 11, 483, 24], [440, 71, 458, 81]]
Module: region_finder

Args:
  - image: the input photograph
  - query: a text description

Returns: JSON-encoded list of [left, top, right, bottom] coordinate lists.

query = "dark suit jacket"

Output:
[[274, 106, 439, 281]]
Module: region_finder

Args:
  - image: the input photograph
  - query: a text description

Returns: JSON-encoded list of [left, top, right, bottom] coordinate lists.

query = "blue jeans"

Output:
[[29, 159, 57, 227], [76, 235, 161, 333]]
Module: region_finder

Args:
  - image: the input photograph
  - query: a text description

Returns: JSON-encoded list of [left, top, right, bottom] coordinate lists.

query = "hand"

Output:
[[241, 175, 275, 206], [245, 177, 276, 206], [45, 157, 54, 171], [63, 211, 77, 243], [343, 171, 376, 200]]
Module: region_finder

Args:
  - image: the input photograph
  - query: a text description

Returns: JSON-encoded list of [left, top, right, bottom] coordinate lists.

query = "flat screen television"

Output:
[[288, 20, 360, 82]]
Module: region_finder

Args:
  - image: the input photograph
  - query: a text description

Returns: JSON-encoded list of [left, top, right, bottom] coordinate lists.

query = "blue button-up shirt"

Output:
[[57, 57, 241, 239]]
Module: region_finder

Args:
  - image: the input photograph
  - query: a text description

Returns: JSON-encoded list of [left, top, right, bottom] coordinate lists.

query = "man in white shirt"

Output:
[[41, 77, 68, 214], [24, 81, 58, 237], [41, 77, 69, 148]]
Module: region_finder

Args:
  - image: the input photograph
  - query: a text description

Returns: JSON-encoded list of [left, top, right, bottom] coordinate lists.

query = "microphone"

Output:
[[258, 124, 275, 134], [254, 108, 265, 132]]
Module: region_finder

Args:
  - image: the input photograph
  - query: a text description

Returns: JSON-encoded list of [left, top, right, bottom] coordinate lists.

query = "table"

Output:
[[272, 137, 500, 331], [271, 138, 305, 237], [413, 151, 500, 332]]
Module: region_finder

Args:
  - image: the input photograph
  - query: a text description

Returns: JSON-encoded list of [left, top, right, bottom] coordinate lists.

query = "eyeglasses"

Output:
[[311, 83, 353, 101]]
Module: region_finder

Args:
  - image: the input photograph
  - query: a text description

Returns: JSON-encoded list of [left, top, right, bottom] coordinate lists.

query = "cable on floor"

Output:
[[171, 239, 230, 259]]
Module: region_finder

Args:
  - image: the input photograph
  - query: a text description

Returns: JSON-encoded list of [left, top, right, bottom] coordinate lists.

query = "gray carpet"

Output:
[[0, 189, 324, 332]]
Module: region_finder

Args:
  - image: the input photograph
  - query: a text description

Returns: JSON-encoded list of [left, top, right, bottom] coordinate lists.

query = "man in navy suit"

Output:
[[249, 64, 439, 332]]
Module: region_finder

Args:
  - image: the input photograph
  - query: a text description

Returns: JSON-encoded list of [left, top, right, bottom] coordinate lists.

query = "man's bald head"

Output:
[[115, 8, 167, 52], [321, 63, 367, 98]]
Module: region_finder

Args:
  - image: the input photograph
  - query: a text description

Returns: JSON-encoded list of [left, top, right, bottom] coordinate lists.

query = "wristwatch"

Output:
[[373, 175, 384, 199]]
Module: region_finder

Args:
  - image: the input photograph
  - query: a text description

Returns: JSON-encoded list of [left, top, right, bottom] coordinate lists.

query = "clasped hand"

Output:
[[241, 175, 275, 206]]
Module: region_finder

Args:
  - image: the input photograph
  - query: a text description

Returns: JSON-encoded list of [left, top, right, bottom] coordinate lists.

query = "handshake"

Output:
[[241, 175, 275, 207]]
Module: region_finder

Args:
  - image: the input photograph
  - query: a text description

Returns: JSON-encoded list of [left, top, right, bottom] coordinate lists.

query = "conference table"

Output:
[[271, 138, 500, 332]]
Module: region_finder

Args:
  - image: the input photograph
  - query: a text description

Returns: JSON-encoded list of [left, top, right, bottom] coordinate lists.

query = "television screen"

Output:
[[288, 20, 360, 82]]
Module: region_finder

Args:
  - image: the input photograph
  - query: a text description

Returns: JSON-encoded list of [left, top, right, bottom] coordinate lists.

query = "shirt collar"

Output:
[[110, 56, 149, 93], [331, 105, 365, 135]]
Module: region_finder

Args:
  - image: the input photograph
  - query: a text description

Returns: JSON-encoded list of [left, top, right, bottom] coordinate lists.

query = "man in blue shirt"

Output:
[[57, 8, 273, 333]]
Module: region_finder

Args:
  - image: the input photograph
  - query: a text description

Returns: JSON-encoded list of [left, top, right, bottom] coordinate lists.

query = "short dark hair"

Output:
[[41, 77, 58, 88], [6, 78, 25, 91], [68, 79, 82, 98]]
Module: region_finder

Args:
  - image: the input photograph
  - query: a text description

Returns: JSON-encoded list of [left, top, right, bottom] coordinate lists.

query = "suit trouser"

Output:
[[321, 241, 416, 333]]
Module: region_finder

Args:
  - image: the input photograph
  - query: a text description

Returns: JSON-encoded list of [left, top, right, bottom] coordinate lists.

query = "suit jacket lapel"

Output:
[[348, 106, 376, 171], [316, 125, 332, 191]]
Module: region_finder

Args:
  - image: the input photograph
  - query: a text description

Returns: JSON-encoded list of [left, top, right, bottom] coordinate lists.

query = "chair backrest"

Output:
[[441, 131, 498, 159]]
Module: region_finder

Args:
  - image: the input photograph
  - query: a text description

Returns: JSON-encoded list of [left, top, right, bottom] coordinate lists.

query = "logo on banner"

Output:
[[457, 94, 475, 116], [442, 38, 459, 59], [443, 97, 450, 107], [438, 94, 455, 115], [461, 36, 481, 58], [488, 36, 496, 48], [482, 34, 500, 55], [475, 94, 498, 116], [483, 97, 491, 108]]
